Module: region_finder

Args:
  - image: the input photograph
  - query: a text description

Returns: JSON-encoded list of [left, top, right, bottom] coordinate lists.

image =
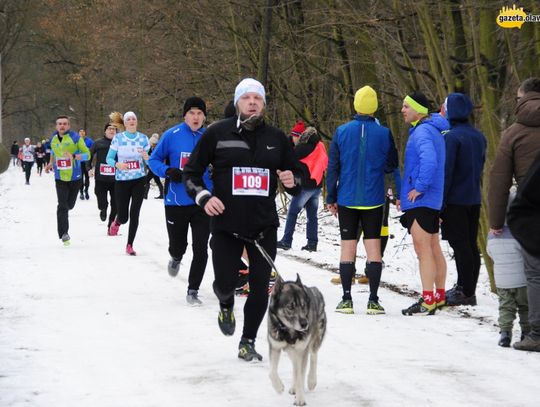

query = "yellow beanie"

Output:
[[354, 86, 378, 115]]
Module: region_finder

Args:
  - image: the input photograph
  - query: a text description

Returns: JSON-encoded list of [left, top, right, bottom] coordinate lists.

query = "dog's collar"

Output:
[[270, 313, 307, 344]]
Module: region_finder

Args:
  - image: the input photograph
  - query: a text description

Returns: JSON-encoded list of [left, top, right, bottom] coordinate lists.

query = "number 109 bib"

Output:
[[232, 167, 270, 197]]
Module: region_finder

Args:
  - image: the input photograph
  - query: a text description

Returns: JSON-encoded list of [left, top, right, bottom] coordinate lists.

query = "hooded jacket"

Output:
[[183, 117, 301, 236], [294, 130, 328, 189], [400, 113, 449, 211], [327, 114, 401, 207], [488, 91, 540, 229], [49, 130, 90, 182], [443, 93, 487, 206], [148, 122, 212, 206]]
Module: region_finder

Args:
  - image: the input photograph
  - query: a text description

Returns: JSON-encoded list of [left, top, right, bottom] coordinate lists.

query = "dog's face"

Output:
[[270, 274, 310, 332]]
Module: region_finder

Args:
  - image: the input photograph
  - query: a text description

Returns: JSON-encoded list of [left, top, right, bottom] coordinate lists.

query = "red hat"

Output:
[[290, 121, 306, 138]]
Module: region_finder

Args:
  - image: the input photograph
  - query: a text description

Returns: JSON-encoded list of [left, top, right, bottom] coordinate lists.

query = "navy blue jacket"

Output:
[[444, 93, 487, 206]]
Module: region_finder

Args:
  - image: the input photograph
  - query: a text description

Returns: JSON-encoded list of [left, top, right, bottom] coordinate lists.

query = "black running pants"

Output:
[[95, 180, 117, 227], [211, 228, 277, 340], [441, 204, 481, 297], [165, 205, 210, 290], [55, 179, 82, 238], [115, 177, 145, 245], [80, 162, 90, 194], [23, 161, 34, 183]]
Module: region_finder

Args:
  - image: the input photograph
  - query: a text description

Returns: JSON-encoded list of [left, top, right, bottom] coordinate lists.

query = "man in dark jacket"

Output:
[[183, 78, 301, 362], [488, 77, 540, 233], [508, 151, 540, 351], [441, 93, 487, 306], [277, 125, 328, 252]]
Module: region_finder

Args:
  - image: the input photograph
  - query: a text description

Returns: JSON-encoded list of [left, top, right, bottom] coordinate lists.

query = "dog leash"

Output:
[[233, 232, 281, 279]]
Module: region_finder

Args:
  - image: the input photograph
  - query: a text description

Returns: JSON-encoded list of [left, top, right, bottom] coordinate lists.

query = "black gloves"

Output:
[[166, 167, 183, 182]]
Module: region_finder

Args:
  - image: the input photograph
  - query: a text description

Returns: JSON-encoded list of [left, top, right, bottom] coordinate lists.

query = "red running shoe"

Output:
[[109, 220, 120, 236], [126, 244, 136, 256]]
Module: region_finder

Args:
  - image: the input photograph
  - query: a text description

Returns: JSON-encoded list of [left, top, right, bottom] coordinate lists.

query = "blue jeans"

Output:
[[280, 188, 321, 246]]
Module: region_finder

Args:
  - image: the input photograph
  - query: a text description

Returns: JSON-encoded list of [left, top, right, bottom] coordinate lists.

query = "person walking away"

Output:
[[277, 125, 328, 252], [326, 86, 401, 315], [183, 78, 302, 361], [90, 122, 118, 231], [399, 91, 448, 316], [144, 133, 164, 199], [106, 111, 150, 255], [440, 93, 487, 306], [44, 116, 90, 245], [149, 97, 212, 305], [21, 138, 35, 185]]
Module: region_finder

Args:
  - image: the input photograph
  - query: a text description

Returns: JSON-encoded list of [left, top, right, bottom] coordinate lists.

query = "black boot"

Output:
[[301, 242, 317, 252], [498, 331, 512, 347]]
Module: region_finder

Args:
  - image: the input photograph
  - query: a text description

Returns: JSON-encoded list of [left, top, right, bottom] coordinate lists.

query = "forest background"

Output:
[[1, 0, 540, 284]]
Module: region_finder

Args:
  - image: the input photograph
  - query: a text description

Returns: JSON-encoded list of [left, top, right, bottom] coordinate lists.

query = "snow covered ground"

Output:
[[1, 164, 539, 407]]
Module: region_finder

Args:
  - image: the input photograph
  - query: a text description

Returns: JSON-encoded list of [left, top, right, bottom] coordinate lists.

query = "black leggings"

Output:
[[165, 205, 210, 290], [80, 162, 90, 193], [95, 180, 117, 227], [23, 161, 34, 183], [115, 177, 145, 245], [55, 179, 82, 238], [36, 158, 44, 175], [210, 228, 277, 340]]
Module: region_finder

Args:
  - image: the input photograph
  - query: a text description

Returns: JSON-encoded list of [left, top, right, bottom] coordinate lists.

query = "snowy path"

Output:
[[1, 165, 538, 407]]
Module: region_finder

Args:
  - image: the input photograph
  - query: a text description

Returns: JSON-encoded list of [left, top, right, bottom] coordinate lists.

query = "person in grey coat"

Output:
[[487, 206, 529, 347]]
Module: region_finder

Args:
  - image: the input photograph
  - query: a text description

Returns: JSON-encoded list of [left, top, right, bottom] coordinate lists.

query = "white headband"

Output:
[[123, 111, 137, 122]]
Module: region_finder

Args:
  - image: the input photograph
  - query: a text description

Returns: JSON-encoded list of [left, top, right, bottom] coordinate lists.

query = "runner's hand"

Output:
[[204, 196, 225, 216], [116, 162, 128, 171], [277, 170, 295, 188]]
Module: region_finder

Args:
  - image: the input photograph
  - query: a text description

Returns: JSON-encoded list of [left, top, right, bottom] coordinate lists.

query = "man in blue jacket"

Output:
[[400, 92, 449, 316], [148, 97, 212, 305], [326, 86, 401, 315], [441, 93, 487, 307]]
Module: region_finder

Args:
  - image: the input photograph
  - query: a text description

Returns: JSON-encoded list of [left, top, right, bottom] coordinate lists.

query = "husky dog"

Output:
[[268, 274, 326, 406]]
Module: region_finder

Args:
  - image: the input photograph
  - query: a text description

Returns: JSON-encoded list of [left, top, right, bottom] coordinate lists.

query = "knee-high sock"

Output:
[[366, 261, 382, 301], [340, 262, 355, 301]]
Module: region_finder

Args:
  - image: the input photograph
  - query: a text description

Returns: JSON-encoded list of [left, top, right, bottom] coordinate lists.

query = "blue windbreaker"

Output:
[[148, 122, 212, 206], [400, 113, 449, 211], [326, 115, 401, 207]]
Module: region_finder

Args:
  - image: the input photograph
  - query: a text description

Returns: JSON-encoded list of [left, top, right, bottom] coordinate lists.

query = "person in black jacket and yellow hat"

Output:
[[183, 78, 301, 362]]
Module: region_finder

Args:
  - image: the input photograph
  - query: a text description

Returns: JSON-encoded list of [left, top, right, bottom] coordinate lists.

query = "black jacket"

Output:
[[183, 117, 301, 236], [11, 144, 19, 156], [90, 137, 115, 183], [508, 151, 540, 256]]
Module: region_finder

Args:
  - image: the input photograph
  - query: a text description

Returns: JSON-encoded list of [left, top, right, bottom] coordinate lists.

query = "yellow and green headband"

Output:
[[404, 95, 428, 115]]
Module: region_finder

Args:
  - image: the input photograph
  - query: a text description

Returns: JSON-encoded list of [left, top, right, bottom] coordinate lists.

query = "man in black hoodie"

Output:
[[441, 93, 487, 306], [183, 78, 301, 362]]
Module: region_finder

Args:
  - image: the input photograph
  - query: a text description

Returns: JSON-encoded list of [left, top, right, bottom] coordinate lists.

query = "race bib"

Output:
[[56, 158, 72, 170], [100, 163, 116, 176], [232, 167, 270, 197], [124, 160, 141, 171], [24, 154, 33, 161], [179, 152, 191, 170]]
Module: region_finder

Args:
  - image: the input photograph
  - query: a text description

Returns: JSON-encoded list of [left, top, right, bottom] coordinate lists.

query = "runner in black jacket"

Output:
[[183, 78, 302, 361]]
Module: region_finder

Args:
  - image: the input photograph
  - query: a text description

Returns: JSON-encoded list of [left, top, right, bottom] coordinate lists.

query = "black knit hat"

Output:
[[183, 96, 207, 117], [408, 91, 432, 112]]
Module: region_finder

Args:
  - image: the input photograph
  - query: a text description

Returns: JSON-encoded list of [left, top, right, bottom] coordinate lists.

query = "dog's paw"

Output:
[[293, 396, 306, 406], [270, 375, 284, 394], [307, 372, 317, 390], [288, 387, 296, 395]]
